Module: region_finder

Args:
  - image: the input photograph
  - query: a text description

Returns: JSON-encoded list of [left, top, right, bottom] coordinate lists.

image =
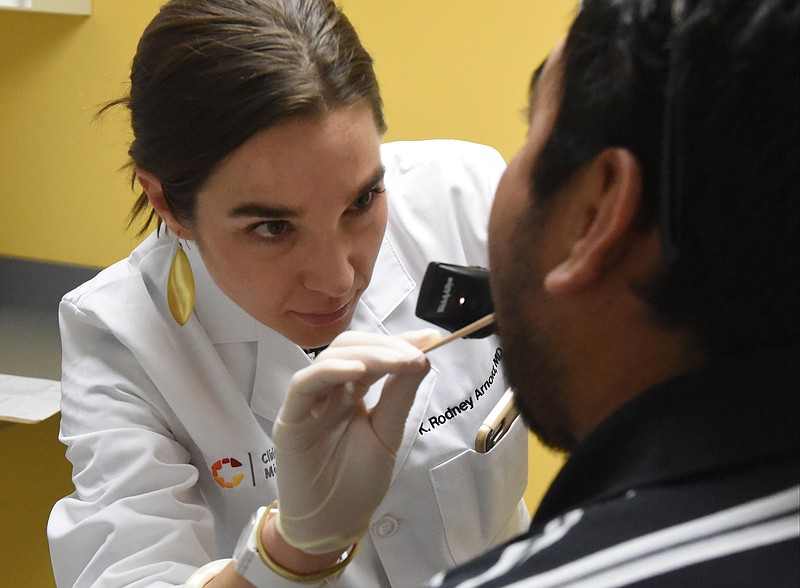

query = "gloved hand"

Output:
[[272, 330, 439, 555]]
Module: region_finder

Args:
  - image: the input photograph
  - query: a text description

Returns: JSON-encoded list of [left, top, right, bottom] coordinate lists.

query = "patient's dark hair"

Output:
[[533, 0, 799, 353], [104, 0, 384, 234]]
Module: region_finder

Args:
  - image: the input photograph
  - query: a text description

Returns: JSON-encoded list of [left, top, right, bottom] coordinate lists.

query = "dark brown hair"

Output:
[[105, 0, 384, 234]]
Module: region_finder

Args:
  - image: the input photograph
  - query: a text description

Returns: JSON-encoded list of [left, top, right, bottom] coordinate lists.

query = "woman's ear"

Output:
[[544, 148, 643, 295], [135, 170, 193, 239]]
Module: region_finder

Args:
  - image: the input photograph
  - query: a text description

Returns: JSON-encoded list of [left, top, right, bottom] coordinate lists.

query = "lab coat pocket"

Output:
[[429, 416, 528, 564]]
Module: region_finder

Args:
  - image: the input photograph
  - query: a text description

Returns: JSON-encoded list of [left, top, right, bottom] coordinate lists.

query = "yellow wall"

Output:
[[1, 1, 575, 586], [0, 1, 165, 266]]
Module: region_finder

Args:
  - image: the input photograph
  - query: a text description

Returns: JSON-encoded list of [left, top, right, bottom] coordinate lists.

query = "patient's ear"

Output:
[[544, 148, 642, 294], [136, 170, 193, 239]]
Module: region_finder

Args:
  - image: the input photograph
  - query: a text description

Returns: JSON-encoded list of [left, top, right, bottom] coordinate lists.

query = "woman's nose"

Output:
[[302, 238, 355, 297]]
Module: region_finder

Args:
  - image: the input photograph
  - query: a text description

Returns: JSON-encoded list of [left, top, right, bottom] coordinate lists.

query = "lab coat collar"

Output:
[[355, 237, 416, 324], [249, 235, 416, 423], [184, 242, 261, 344], [122, 234, 265, 439]]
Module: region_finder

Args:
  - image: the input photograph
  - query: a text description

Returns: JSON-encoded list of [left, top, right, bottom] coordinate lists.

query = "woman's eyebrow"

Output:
[[228, 202, 299, 219], [227, 166, 386, 219]]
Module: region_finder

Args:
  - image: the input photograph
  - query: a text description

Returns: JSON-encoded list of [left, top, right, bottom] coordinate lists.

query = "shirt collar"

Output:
[[533, 343, 800, 524]]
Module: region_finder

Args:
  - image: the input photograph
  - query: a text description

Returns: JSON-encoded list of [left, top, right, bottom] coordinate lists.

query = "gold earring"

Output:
[[167, 242, 195, 325]]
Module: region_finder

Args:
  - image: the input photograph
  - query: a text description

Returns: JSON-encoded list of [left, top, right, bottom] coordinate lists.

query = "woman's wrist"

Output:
[[260, 511, 343, 576]]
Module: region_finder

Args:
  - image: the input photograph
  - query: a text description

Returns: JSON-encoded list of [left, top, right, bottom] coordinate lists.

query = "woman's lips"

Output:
[[293, 300, 353, 326]]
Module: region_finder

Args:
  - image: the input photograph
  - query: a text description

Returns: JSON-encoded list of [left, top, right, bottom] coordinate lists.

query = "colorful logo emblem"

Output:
[[211, 457, 245, 488]]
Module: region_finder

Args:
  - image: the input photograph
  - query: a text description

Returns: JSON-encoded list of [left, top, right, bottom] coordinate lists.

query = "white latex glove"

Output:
[[272, 330, 438, 555]]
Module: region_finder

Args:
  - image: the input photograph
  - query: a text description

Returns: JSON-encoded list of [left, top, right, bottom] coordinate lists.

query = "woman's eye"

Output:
[[252, 220, 288, 239], [352, 184, 386, 211], [353, 193, 374, 210]]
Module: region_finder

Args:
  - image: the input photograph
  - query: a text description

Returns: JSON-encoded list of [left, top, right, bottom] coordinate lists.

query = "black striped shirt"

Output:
[[430, 345, 800, 587]]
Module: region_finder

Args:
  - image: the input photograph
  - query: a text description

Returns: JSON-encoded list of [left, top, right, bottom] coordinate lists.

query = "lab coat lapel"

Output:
[[349, 236, 418, 410], [187, 239, 301, 424], [353, 237, 415, 324], [351, 236, 438, 483], [186, 242, 259, 344], [250, 327, 310, 422], [111, 237, 265, 454]]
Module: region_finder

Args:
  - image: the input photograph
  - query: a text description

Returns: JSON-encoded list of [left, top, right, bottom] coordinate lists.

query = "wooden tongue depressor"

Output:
[[420, 313, 495, 353]]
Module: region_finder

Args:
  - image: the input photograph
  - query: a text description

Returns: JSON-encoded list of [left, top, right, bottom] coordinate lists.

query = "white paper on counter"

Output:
[[0, 374, 61, 424]]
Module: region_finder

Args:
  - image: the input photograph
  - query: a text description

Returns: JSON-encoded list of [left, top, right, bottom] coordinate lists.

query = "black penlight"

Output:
[[415, 262, 495, 338]]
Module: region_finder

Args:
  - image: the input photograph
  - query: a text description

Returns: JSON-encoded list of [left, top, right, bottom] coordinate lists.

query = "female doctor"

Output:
[[47, 0, 529, 586]]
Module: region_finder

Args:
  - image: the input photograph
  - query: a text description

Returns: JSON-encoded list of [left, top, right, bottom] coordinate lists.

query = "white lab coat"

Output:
[[48, 140, 529, 588]]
